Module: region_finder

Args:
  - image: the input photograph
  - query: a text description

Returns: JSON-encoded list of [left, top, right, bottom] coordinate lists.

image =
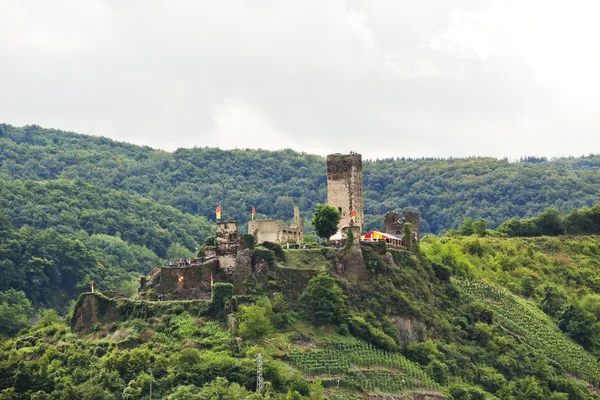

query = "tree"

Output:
[[166, 243, 193, 262], [0, 289, 34, 337], [473, 219, 487, 236], [535, 208, 564, 236], [539, 284, 568, 319], [238, 303, 273, 339], [459, 218, 474, 236], [559, 304, 597, 348], [311, 204, 341, 240], [299, 273, 347, 325]]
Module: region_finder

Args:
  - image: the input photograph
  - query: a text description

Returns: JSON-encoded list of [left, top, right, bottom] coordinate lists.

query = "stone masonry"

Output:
[[384, 211, 421, 241], [327, 153, 364, 233], [216, 221, 241, 276], [247, 207, 304, 244]]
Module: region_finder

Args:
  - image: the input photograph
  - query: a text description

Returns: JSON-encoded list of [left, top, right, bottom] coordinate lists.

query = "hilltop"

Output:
[[2, 123, 600, 398], [3, 123, 600, 233]]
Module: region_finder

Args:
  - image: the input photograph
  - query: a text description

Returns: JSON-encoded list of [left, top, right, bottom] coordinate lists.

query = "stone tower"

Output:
[[403, 211, 420, 241], [326, 153, 364, 232], [384, 211, 420, 241]]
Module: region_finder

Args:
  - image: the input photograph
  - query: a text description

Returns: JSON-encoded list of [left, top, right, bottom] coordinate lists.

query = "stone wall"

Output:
[[248, 207, 303, 244], [157, 261, 219, 299], [326, 153, 364, 233], [248, 220, 283, 243], [403, 211, 420, 241], [216, 220, 242, 277], [384, 211, 421, 241], [384, 212, 404, 236]]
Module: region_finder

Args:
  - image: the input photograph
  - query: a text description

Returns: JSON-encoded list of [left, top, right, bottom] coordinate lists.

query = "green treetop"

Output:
[[311, 204, 341, 240]]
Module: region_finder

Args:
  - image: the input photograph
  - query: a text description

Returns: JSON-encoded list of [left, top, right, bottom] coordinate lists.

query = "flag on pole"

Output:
[[251, 206, 256, 220], [210, 273, 214, 289], [351, 210, 356, 223], [216, 205, 222, 220]]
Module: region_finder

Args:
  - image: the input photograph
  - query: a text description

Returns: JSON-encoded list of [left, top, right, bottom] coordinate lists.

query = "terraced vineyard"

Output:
[[288, 342, 438, 394], [456, 279, 600, 386]]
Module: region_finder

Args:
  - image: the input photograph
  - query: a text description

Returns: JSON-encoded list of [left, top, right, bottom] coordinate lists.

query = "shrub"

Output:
[[238, 303, 273, 339], [299, 273, 347, 325]]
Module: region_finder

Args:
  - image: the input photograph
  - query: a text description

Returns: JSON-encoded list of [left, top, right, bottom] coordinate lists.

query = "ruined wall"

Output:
[[384, 212, 404, 236], [403, 211, 420, 241], [327, 153, 364, 233], [248, 220, 283, 243], [384, 211, 420, 241], [216, 221, 241, 277], [248, 219, 303, 244], [157, 261, 219, 299]]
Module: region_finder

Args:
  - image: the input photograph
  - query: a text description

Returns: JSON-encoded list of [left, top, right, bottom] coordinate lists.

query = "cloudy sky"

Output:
[[1, 0, 599, 159]]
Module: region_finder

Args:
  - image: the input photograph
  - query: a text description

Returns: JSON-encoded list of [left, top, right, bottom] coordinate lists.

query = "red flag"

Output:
[[216, 205, 222, 219], [210, 273, 214, 288], [351, 210, 356, 222], [251, 206, 256, 220]]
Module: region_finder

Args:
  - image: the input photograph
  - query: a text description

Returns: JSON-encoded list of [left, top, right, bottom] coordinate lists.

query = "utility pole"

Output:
[[256, 353, 264, 393]]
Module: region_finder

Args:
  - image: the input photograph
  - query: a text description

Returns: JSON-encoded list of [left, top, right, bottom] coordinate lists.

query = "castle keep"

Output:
[[326, 153, 364, 232]]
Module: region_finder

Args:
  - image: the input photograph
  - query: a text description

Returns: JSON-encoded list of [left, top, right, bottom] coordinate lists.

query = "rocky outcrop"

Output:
[[390, 315, 429, 344]]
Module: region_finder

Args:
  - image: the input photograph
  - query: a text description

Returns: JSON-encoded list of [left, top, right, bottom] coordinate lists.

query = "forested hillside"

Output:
[[0, 179, 212, 258], [2, 123, 600, 233], [0, 211, 161, 312]]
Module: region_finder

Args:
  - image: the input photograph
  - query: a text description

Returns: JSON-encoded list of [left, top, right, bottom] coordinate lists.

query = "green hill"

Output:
[[2, 123, 600, 233], [0, 179, 213, 258], [2, 239, 600, 399]]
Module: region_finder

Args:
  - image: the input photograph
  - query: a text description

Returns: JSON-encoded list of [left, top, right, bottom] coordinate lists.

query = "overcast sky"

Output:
[[1, 0, 600, 159]]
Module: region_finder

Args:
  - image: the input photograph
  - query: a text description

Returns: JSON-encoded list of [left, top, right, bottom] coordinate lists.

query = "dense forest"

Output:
[[2, 123, 600, 398], [2, 124, 600, 234]]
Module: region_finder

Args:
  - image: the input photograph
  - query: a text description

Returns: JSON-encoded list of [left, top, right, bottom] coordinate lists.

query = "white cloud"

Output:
[[1, 0, 600, 159]]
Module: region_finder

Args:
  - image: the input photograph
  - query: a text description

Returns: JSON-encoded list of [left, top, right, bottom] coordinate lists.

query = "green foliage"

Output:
[[0, 179, 211, 257], [5, 124, 600, 236], [460, 217, 475, 235], [456, 279, 600, 386], [311, 204, 341, 240], [166, 242, 194, 262], [342, 228, 354, 253], [0, 210, 161, 310], [347, 315, 398, 351], [289, 342, 437, 392], [403, 221, 413, 250], [260, 242, 285, 262], [298, 273, 347, 325], [238, 303, 273, 339], [242, 234, 256, 250], [209, 283, 234, 318], [0, 289, 34, 337], [474, 219, 487, 236], [204, 236, 216, 246]]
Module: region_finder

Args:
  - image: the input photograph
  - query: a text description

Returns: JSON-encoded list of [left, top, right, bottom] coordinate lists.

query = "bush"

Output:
[[209, 283, 234, 318], [242, 234, 256, 250], [238, 304, 273, 339], [299, 273, 347, 325], [348, 315, 398, 351]]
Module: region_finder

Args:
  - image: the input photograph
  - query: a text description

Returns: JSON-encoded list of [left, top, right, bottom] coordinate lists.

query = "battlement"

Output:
[[216, 221, 238, 235]]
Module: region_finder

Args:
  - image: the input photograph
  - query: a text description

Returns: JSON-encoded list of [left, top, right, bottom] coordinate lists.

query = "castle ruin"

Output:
[[384, 211, 421, 244], [326, 153, 364, 233], [138, 151, 422, 300], [248, 206, 304, 244], [216, 220, 242, 276]]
